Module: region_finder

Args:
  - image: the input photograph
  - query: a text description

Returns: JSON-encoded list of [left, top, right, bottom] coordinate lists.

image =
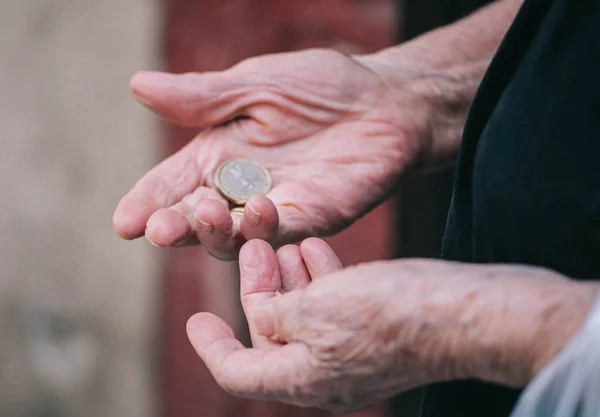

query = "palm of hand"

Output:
[[190, 241, 577, 412], [188, 240, 461, 412], [113, 49, 416, 258]]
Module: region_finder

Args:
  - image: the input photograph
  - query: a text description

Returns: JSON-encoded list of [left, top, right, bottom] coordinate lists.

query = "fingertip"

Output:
[[186, 312, 237, 351], [129, 70, 146, 92], [194, 199, 238, 257], [113, 193, 158, 240], [240, 238, 273, 257], [240, 239, 277, 263], [241, 195, 279, 241], [195, 199, 232, 231], [300, 237, 330, 253], [245, 202, 262, 227], [112, 213, 144, 240], [186, 312, 231, 335], [239, 239, 278, 283], [130, 70, 169, 97], [145, 234, 161, 247], [146, 208, 192, 246], [186, 312, 208, 333], [300, 238, 343, 279], [248, 194, 277, 213], [276, 244, 302, 260], [129, 71, 207, 127]]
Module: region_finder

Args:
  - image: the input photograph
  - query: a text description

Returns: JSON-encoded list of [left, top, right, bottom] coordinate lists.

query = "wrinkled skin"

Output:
[[187, 239, 595, 412], [112, 49, 429, 259]]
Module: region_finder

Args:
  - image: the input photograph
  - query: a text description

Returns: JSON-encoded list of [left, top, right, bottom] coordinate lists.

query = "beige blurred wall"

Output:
[[0, 1, 162, 416]]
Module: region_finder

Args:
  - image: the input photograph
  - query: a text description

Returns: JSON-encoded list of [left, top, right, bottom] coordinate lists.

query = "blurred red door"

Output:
[[161, 1, 399, 417]]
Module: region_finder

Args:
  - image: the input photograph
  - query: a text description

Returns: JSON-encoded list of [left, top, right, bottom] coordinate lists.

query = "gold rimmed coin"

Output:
[[230, 206, 245, 215], [213, 158, 273, 206]]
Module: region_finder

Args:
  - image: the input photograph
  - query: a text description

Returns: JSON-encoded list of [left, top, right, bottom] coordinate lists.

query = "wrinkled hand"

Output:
[[187, 239, 596, 412], [113, 49, 424, 259]]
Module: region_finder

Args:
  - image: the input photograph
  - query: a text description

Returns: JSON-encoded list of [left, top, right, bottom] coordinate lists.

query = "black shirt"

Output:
[[423, 0, 600, 416]]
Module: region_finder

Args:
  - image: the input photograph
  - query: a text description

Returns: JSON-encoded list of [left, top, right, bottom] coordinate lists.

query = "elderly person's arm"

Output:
[[357, 0, 523, 172], [113, 0, 522, 259], [186, 238, 600, 412]]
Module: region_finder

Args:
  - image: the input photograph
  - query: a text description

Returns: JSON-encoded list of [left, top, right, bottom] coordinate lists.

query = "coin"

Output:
[[213, 158, 272, 205], [230, 206, 245, 215]]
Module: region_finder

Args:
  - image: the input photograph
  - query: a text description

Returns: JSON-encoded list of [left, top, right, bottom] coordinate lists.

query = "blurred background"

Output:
[[0, 0, 489, 416]]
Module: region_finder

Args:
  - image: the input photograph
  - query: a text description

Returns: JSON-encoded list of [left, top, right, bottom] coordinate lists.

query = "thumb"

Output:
[[130, 70, 256, 127], [252, 290, 304, 343]]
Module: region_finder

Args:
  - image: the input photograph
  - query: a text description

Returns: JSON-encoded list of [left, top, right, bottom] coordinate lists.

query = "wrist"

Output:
[[351, 0, 521, 175], [353, 51, 487, 176], [455, 271, 599, 387], [528, 282, 600, 381]]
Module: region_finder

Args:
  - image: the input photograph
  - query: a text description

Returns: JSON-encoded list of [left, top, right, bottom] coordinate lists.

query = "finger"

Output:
[[145, 186, 227, 247], [113, 139, 205, 240], [276, 245, 311, 291], [187, 312, 312, 400], [239, 240, 282, 347], [300, 238, 343, 280], [145, 207, 198, 247], [130, 71, 257, 127], [194, 199, 246, 260], [240, 194, 279, 243]]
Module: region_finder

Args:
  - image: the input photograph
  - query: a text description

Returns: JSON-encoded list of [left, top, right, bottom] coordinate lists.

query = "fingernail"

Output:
[[245, 204, 262, 226], [174, 237, 188, 247], [253, 304, 275, 337], [197, 218, 214, 233], [145, 234, 161, 247]]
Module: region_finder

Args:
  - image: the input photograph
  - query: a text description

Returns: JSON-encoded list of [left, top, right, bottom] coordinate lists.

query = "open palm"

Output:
[[113, 49, 420, 259]]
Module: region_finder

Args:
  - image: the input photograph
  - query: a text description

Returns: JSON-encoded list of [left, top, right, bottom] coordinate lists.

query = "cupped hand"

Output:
[[113, 49, 424, 259], [186, 239, 596, 412]]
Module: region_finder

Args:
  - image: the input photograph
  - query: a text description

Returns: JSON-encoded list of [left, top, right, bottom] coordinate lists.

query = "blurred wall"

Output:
[[0, 1, 161, 416]]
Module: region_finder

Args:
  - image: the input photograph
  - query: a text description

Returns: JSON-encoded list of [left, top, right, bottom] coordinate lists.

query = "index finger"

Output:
[[239, 240, 283, 348]]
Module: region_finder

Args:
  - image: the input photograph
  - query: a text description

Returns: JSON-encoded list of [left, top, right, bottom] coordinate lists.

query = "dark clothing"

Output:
[[422, 0, 600, 416]]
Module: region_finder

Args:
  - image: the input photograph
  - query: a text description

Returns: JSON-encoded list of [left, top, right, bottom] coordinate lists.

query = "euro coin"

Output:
[[213, 158, 272, 205]]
